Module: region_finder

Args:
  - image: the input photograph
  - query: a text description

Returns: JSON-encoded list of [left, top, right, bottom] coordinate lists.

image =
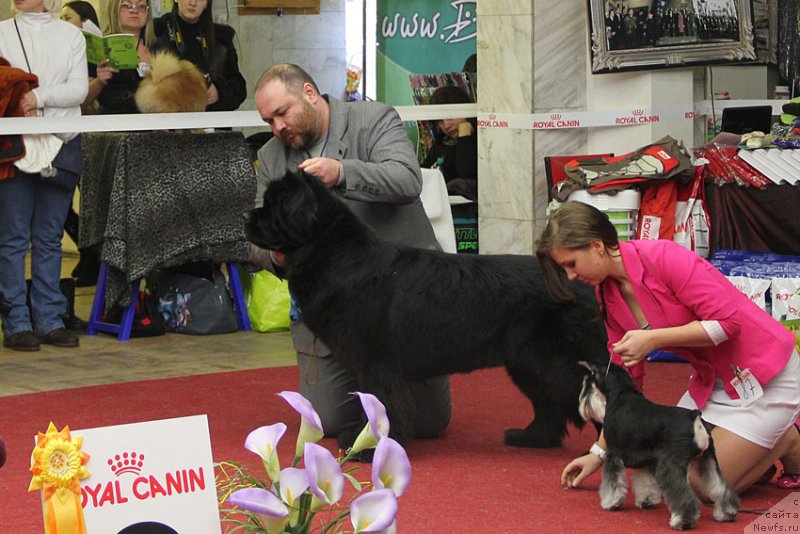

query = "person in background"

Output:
[[85, 0, 155, 113], [59, 0, 100, 32], [421, 85, 477, 201], [152, 0, 246, 111], [0, 0, 88, 350], [251, 63, 451, 445], [536, 201, 800, 493], [58, 0, 102, 290]]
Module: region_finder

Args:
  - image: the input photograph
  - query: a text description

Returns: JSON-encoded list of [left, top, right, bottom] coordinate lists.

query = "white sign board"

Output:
[[75, 414, 221, 533]]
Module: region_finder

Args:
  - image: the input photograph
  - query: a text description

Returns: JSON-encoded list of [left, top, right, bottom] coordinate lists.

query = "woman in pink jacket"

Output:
[[536, 200, 800, 493]]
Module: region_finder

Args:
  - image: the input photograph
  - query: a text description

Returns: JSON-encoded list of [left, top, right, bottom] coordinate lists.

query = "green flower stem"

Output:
[[320, 510, 351, 534], [295, 492, 314, 532]]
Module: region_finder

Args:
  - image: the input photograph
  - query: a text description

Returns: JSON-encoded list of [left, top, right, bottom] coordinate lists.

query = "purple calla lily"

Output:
[[277, 467, 309, 527], [303, 442, 344, 510], [349, 488, 398, 533], [371, 437, 411, 497], [228, 487, 289, 534], [277, 391, 325, 457], [350, 392, 390, 453], [244, 423, 287, 483]]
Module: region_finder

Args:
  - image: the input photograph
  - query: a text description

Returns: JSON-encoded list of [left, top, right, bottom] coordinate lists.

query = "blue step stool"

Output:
[[87, 262, 251, 341]]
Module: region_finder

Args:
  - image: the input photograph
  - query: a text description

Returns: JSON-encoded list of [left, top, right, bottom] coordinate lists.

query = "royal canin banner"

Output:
[[477, 106, 700, 131], [74, 415, 221, 533]]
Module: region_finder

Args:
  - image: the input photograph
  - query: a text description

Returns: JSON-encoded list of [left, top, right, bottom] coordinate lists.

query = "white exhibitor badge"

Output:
[[76, 414, 221, 533]]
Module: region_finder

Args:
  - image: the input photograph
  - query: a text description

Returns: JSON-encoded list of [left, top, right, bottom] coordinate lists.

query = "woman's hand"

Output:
[[21, 91, 38, 116], [457, 121, 474, 137], [561, 453, 603, 489], [612, 329, 656, 367], [96, 60, 118, 85], [206, 83, 219, 106]]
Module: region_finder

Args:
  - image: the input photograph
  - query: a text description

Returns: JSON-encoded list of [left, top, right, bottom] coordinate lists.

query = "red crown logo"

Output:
[[632, 109, 644, 116], [108, 451, 145, 476], [488, 113, 496, 120], [550, 113, 562, 120]]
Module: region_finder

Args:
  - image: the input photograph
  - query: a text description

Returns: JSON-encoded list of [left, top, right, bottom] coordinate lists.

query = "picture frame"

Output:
[[588, 0, 757, 74]]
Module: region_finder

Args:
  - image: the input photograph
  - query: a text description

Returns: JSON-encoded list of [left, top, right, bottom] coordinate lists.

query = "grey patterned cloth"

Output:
[[80, 131, 256, 310]]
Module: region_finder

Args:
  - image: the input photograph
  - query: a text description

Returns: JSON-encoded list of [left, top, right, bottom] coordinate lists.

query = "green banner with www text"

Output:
[[376, 0, 476, 106]]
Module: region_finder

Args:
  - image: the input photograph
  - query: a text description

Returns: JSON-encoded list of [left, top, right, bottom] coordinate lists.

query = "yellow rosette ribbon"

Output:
[[28, 422, 91, 534]]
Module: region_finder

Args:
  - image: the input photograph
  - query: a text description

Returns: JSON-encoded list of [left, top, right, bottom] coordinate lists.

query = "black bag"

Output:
[[148, 265, 238, 335], [104, 288, 166, 338]]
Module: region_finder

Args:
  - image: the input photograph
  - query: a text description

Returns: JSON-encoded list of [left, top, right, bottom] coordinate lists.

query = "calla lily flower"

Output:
[[303, 442, 344, 511], [371, 437, 411, 497], [244, 423, 286, 483], [228, 487, 289, 534], [350, 392, 390, 453], [277, 467, 309, 526], [277, 391, 325, 457], [349, 488, 398, 533]]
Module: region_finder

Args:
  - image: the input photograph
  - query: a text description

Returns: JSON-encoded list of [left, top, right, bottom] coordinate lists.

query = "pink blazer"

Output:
[[597, 240, 796, 408]]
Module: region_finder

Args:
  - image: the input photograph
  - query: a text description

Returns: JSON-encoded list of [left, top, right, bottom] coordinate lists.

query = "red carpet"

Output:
[[0, 363, 789, 532]]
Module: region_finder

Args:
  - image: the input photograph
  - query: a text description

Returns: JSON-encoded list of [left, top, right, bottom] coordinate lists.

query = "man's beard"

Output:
[[285, 100, 322, 151]]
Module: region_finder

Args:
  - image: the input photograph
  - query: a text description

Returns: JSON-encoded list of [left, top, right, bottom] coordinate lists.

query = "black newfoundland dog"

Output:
[[246, 172, 608, 448]]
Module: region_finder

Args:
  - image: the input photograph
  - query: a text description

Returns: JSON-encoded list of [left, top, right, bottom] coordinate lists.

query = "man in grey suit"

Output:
[[252, 63, 451, 443]]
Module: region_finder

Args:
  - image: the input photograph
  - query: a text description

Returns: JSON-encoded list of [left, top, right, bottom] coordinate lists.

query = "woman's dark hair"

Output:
[[462, 53, 477, 73], [535, 201, 619, 301], [173, 0, 216, 49], [429, 85, 472, 106], [64, 0, 99, 27], [428, 85, 475, 144]]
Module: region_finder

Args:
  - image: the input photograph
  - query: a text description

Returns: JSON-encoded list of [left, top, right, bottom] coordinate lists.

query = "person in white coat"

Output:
[[0, 0, 88, 351]]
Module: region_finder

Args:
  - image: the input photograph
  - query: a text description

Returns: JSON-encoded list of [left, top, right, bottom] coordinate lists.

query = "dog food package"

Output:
[[771, 277, 800, 320], [725, 275, 772, 312], [771, 277, 800, 350]]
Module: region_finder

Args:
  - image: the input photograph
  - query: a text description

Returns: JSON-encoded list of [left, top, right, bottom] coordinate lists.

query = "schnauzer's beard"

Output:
[[578, 376, 607, 424]]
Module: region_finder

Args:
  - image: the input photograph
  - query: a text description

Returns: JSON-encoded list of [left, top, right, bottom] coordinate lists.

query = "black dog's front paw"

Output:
[[504, 427, 562, 448]]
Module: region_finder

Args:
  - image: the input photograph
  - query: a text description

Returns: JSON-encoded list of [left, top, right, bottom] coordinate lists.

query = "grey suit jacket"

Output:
[[255, 95, 439, 355]]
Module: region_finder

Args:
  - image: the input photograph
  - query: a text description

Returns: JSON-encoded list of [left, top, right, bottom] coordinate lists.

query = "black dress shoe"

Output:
[[3, 331, 41, 352], [38, 328, 80, 348], [62, 314, 88, 333]]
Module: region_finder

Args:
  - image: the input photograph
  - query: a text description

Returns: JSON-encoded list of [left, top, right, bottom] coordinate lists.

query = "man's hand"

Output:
[[298, 157, 342, 187]]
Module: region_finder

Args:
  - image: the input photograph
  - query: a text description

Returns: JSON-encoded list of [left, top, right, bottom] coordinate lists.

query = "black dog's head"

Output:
[[578, 361, 608, 424], [577, 361, 638, 424], [246, 172, 331, 255]]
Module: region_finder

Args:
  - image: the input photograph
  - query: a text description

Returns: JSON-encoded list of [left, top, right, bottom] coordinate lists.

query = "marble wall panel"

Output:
[[271, 11, 346, 51], [477, 0, 533, 17], [479, 128, 533, 221], [476, 14, 533, 114], [479, 217, 535, 255], [532, 0, 588, 110]]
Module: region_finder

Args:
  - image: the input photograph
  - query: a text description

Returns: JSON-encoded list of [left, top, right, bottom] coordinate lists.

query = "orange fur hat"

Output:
[[135, 51, 207, 113]]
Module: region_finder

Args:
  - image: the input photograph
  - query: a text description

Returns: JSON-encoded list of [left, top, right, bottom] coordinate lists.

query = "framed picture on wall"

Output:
[[588, 0, 757, 74]]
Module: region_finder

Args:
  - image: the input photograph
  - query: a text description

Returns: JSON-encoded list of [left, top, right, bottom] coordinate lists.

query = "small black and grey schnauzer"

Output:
[[578, 362, 739, 530]]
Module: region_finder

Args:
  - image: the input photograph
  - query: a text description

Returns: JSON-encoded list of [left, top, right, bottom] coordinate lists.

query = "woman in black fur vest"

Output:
[[153, 0, 246, 111]]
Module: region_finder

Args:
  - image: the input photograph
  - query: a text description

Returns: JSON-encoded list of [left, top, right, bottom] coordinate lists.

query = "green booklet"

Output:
[[82, 32, 139, 70]]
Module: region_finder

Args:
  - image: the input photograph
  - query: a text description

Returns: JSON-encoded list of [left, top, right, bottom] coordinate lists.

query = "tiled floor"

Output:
[[0, 253, 297, 397]]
